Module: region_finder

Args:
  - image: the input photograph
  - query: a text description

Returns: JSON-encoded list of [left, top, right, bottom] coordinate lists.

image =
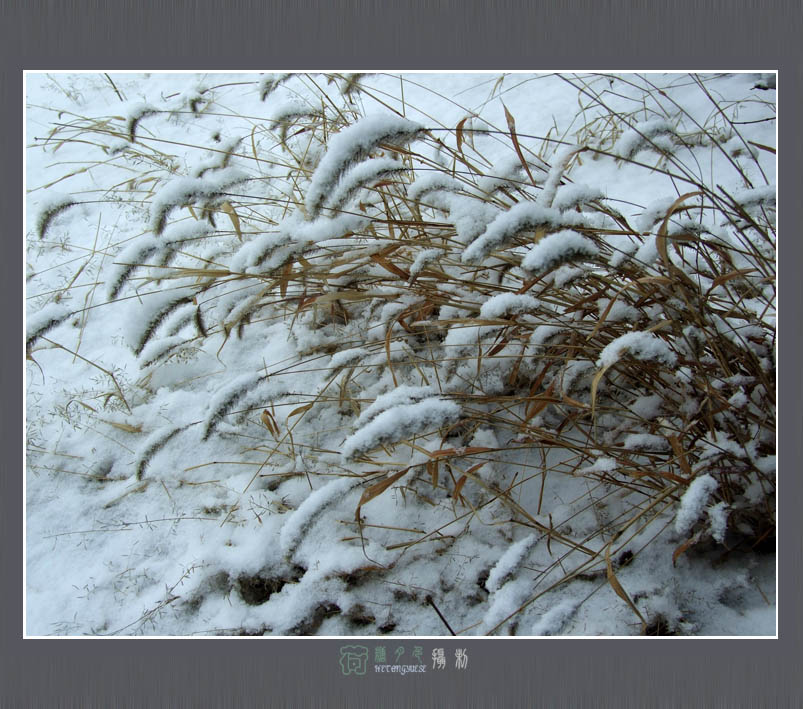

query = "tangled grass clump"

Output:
[[27, 73, 775, 635]]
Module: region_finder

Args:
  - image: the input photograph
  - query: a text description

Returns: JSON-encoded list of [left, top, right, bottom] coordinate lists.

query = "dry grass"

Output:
[[27, 73, 775, 635]]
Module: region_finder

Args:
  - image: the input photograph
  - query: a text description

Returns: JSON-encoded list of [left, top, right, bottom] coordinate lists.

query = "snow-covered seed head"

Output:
[[259, 73, 292, 102], [305, 115, 424, 219], [461, 202, 585, 265], [615, 119, 677, 160], [520, 230, 600, 276], [125, 103, 160, 143], [36, 196, 78, 240], [342, 397, 461, 461], [26, 302, 72, 350]]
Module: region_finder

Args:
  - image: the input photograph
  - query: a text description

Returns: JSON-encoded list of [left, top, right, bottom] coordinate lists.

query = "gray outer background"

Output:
[[3, 1, 800, 706]]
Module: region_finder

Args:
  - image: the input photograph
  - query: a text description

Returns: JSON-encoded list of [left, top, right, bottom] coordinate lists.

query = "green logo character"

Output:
[[339, 645, 369, 676]]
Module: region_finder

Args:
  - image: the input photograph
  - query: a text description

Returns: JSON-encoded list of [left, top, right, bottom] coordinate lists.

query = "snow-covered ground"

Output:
[[25, 72, 776, 636]]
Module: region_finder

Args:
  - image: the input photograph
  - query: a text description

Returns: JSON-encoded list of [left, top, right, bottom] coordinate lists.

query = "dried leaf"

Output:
[[103, 420, 143, 434], [261, 409, 279, 438], [525, 379, 557, 421], [355, 468, 409, 519], [747, 140, 775, 154], [280, 262, 292, 299], [427, 459, 439, 488], [605, 543, 646, 628], [561, 392, 589, 410], [220, 202, 242, 242], [486, 338, 509, 357], [452, 474, 468, 502], [286, 403, 313, 422], [590, 361, 614, 419], [250, 124, 259, 163], [371, 253, 410, 280], [672, 530, 702, 566], [656, 191, 702, 283], [384, 312, 399, 387], [502, 103, 537, 188], [667, 435, 692, 479], [456, 116, 469, 155], [711, 268, 758, 289]]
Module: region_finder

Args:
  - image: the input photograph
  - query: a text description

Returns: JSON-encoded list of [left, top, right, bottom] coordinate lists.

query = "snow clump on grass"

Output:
[[305, 114, 424, 218], [342, 397, 461, 461], [675, 474, 719, 536], [596, 331, 677, 368], [520, 230, 600, 275]]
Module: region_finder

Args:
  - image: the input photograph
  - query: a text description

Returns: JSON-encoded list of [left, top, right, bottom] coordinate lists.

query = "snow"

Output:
[[637, 196, 680, 233], [536, 145, 580, 208], [34, 192, 78, 239], [622, 433, 670, 452], [531, 599, 579, 636], [138, 334, 188, 368], [342, 397, 461, 460], [634, 235, 659, 266], [124, 102, 160, 142], [325, 157, 406, 212], [708, 502, 729, 544], [191, 136, 244, 178], [267, 98, 315, 128], [408, 248, 442, 279], [478, 293, 539, 319], [120, 288, 193, 355], [329, 347, 369, 371], [560, 360, 593, 395], [201, 372, 267, 440], [485, 534, 538, 593], [615, 118, 676, 159], [731, 183, 776, 208], [134, 424, 188, 481], [552, 183, 605, 212], [520, 229, 600, 275], [754, 455, 776, 475], [279, 476, 363, 559], [26, 301, 72, 348], [697, 430, 750, 461], [630, 394, 663, 420], [259, 73, 292, 102], [407, 173, 461, 202], [150, 167, 250, 235], [461, 202, 583, 264], [578, 457, 617, 475], [476, 153, 546, 195], [529, 324, 563, 349], [675, 474, 719, 536], [597, 297, 640, 324], [552, 265, 585, 288], [354, 385, 435, 427], [482, 578, 534, 633], [596, 331, 677, 368], [304, 114, 424, 218], [229, 212, 369, 274], [449, 196, 501, 248], [105, 235, 160, 300]]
